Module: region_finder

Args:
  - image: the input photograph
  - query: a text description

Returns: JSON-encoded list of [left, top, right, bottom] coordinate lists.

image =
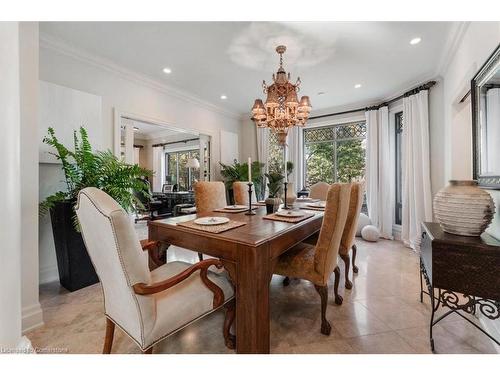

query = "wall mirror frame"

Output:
[[472, 43, 500, 189]]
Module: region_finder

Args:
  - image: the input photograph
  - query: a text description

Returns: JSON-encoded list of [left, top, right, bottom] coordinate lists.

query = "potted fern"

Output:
[[39, 127, 152, 291]]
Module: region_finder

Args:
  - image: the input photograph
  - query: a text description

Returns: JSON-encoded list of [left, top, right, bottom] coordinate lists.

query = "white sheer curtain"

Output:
[[256, 127, 270, 196], [286, 126, 302, 190], [152, 146, 164, 192], [365, 106, 394, 239], [402, 90, 433, 250], [256, 127, 269, 170]]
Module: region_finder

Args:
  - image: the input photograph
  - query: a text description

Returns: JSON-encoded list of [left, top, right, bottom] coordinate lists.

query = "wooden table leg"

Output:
[[235, 243, 270, 354]]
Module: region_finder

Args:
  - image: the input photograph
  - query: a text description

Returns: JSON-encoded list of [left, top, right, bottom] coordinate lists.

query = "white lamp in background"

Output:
[[186, 158, 200, 169], [187, 157, 200, 191]]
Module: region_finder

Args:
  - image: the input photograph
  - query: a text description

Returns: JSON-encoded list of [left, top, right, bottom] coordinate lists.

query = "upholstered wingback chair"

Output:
[[339, 182, 365, 289], [194, 181, 227, 213], [274, 183, 351, 335], [76, 187, 235, 353], [232, 181, 257, 206], [309, 182, 330, 200]]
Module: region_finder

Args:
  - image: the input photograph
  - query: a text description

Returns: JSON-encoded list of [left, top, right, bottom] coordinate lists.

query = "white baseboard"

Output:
[[16, 336, 34, 353], [39, 264, 58, 284], [22, 303, 44, 334]]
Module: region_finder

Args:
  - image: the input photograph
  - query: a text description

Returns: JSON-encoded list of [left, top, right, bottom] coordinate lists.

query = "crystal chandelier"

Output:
[[251, 45, 312, 144]]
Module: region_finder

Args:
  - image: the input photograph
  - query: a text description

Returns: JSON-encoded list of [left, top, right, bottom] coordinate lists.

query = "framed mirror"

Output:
[[472, 43, 500, 189]]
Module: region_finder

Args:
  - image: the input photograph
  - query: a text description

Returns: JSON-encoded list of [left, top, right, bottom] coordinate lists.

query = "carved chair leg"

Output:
[[144, 347, 153, 354], [283, 276, 290, 286], [352, 244, 359, 273], [340, 254, 353, 289], [333, 266, 343, 305], [103, 318, 115, 354], [198, 252, 204, 262], [314, 284, 332, 335], [223, 300, 236, 350]]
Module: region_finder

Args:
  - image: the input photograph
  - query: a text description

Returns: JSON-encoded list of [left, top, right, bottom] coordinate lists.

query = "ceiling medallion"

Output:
[[251, 45, 312, 145]]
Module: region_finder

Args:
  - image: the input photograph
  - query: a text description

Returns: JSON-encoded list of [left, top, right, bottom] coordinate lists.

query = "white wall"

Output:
[[0, 21, 23, 350], [0, 21, 39, 350], [438, 22, 500, 239], [438, 21, 500, 348], [38, 36, 242, 284], [441, 22, 500, 181], [239, 117, 258, 162], [19, 22, 43, 332]]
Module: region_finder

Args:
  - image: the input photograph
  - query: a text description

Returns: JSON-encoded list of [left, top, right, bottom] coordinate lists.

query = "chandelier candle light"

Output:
[[251, 45, 312, 145]]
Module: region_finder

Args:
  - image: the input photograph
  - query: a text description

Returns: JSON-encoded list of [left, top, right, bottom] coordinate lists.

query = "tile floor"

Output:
[[27, 224, 499, 354]]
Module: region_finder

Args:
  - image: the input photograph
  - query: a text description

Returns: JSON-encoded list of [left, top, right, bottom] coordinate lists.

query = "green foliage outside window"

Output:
[[304, 122, 366, 187]]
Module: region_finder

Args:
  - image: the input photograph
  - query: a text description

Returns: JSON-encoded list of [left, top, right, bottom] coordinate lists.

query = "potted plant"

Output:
[[219, 160, 265, 203], [264, 161, 294, 214], [39, 127, 152, 291], [264, 170, 284, 214]]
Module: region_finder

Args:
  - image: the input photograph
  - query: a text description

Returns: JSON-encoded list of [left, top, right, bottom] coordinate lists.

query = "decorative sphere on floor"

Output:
[[356, 213, 371, 237], [361, 225, 380, 242]]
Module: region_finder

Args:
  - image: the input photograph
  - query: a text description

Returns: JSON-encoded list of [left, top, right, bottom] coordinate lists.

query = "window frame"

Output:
[[164, 148, 200, 191], [302, 120, 367, 187]]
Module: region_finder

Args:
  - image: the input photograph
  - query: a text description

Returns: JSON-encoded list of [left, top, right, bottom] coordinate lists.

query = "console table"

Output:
[[420, 222, 500, 352]]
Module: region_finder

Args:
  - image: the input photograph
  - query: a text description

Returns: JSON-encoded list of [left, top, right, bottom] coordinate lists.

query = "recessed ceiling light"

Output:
[[220, 95, 227, 100], [162, 67, 172, 74], [354, 84, 362, 89], [410, 37, 421, 45], [133, 127, 139, 131]]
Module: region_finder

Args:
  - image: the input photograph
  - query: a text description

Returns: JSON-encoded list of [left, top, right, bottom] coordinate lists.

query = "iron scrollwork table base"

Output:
[[419, 258, 500, 352], [420, 222, 500, 353]]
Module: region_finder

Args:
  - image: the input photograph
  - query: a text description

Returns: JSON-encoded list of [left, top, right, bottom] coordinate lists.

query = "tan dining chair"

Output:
[[302, 183, 365, 291], [193, 181, 228, 260], [274, 183, 351, 335], [339, 182, 365, 289], [233, 181, 257, 206], [309, 181, 330, 200], [76, 187, 236, 353], [194, 181, 228, 213]]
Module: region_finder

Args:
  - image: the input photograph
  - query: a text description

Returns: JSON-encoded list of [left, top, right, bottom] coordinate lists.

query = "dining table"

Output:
[[148, 203, 324, 354]]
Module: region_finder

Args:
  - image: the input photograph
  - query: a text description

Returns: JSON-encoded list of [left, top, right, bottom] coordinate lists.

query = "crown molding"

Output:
[[435, 22, 471, 77], [39, 33, 240, 120]]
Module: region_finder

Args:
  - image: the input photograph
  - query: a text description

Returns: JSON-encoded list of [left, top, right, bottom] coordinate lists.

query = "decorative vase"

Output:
[[265, 197, 281, 214], [285, 182, 297, 207], [433, 180, 495, 236]]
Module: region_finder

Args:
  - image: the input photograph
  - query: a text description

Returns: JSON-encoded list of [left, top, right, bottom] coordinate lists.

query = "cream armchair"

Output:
[[76, 187, 235, 354]]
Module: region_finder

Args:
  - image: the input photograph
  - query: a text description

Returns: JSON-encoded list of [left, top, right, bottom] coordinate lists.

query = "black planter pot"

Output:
[[49, 200, 99, 292]]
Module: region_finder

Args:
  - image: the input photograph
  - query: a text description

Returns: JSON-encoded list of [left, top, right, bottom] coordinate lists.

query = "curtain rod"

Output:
[[152, 137, 199, 148], [309, 80, 437, 120]]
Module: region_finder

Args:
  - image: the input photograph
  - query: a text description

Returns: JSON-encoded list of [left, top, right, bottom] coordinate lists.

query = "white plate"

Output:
[[307, 202, 326, 208], [194, 217, 230, 226], [275, 210, 305, 218], [296, 197, 319, 202], [224, 205, 247, 210]]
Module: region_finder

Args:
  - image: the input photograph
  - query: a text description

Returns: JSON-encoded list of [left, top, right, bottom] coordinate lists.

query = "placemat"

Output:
[[213, 207, 256, 213], [263, 212, 315, 223], [176, 219, 247, 233], [300, 206, 325, 212]]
